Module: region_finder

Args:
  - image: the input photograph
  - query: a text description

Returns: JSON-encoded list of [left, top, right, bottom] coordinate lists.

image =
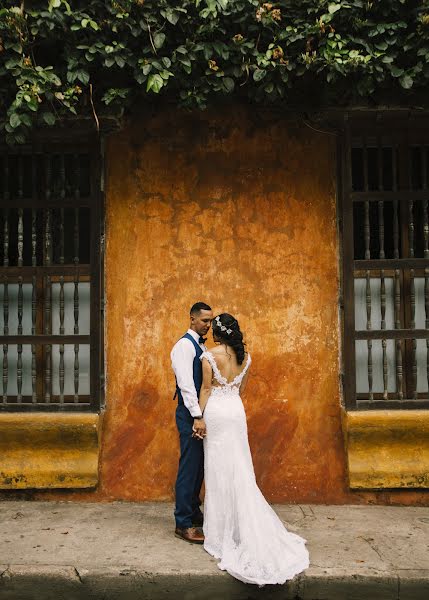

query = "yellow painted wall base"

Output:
[[343, 409, 429, 489], [0, 413, 100, 489]]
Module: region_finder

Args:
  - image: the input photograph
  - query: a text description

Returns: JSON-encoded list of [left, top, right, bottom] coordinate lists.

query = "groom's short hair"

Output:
[[190, 302, 212, 315]]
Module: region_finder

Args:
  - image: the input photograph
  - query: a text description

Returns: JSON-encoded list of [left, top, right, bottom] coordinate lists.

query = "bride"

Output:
[[195, 313, 309, 586]]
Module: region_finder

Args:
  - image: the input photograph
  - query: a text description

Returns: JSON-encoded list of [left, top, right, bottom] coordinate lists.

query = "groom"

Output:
[[171, 302, 213, 544]]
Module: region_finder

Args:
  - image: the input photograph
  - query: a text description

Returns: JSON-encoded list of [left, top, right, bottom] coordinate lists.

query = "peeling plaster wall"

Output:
[[10, 107, 428, 505], [95, 107, 428, 505], [100, 107, 348, 503]]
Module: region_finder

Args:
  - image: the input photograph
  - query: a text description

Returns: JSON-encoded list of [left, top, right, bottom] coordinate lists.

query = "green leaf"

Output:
[[154, 33, 166, 49], [20, 114, 32, 127], [374, 41, 388, 51], [253, 69, 266, 82], [146, 73, 164, 93], [223, 77, 234, 92], [9, 113, 21, 128], [399, 74, 413, 89], [42, 112, 56, 125], [76, 70, 90, 84], [390, 65, 404, 78], [27, 99, 38, 112], [48, 0, 61, 11], [328, 4, 342, 14], [166, 11, 179, 25]]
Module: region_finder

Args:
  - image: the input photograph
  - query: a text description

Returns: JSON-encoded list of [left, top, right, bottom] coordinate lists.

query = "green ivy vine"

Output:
[[1, 0, 429, 143]]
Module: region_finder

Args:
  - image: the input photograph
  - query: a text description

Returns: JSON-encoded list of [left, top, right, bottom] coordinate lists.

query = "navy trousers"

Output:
[[174, 404, 204, 529]]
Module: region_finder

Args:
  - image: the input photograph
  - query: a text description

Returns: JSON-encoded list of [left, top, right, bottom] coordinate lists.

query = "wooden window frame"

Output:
[[339, 114, 429, 410], [0, 132, 104, 412]]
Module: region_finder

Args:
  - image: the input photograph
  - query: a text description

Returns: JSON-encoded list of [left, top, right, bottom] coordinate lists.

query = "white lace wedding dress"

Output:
[[200, 350, 309, 586]]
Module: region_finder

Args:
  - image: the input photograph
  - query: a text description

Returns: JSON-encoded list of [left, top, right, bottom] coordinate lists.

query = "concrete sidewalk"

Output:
[[0, 501, 428, 600]]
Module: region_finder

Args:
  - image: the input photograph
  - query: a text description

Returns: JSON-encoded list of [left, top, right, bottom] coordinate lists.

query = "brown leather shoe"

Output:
[[175, 527, 204, 544]]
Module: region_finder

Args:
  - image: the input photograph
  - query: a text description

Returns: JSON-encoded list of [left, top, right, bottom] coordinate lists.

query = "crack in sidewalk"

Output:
[[74, 567, 83, 584], [359, 536, 385, 562]]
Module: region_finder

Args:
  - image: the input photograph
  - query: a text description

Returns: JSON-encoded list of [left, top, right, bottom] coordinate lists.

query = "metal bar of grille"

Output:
[[380, 275, 386, 331], [44, 274, 51, 403], [363, 138, 369, 192], [381, 275, 388, 399], [378, 201, 385, 259], [59, 154, 66, 403], [356, 399, 428, 410], [0, 402, 92, 413], [377, 135, 388, 399], [392, 147, 400, 260], [0, 335, 90, 343], [0, 196, 92, 208], [0, 266, 90, 277], [363, 140, 370, 260], [2, 157, 9, 403], [423, 147, 429, 398], [31, 275, 36, 403], [17, 158, 24, 403], [381, 338, 388, 399], [411, 269, 417, 398], [364, 202, 370, 260], [394, 269, 403, 399], [366, 272, 373, 400], [2, 276, 8, 404], [351, 191, 429, 201], [31, 188, 37, 402], [44, 156, 52, 403], [408, 201, 415, 258], [355, 259, 429, 269], [74, 155, 80, 403], [356, 329, 429, 339]]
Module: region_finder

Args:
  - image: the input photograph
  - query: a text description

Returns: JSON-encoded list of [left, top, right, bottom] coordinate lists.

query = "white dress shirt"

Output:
[[171, 329, 206, 418]]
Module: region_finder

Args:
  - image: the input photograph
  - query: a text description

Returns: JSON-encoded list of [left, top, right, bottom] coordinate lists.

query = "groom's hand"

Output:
[[193, 418, 206, 439]]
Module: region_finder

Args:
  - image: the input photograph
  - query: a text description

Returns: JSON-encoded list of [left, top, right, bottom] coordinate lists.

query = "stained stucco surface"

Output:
[[98, 107, 345, 503], [18, 107, 427, 505]]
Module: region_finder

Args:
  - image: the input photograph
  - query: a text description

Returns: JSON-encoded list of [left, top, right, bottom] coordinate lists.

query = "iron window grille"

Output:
[[0, 135, 104, 411], [340, 114, 429, 410]]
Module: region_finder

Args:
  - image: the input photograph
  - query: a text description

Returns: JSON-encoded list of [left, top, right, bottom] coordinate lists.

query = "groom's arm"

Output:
[[171, 340, 203, 418], [198, 358, 212, 414]]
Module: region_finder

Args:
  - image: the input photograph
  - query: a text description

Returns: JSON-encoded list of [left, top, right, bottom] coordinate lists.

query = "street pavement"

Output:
[[0, 501, 428, 599]]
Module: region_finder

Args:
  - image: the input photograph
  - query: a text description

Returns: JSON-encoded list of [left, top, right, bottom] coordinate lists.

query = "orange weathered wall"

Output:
[[16, 106, 428, 504], [100, 107, 345, 503], [96, 107, 428, 505]]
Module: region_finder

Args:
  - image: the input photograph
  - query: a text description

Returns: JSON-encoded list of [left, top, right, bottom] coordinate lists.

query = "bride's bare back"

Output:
[[208, 344, 250, 387]]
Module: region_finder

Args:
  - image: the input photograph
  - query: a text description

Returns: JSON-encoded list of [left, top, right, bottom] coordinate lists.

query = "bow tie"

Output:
[[199, 337, 207, 345]]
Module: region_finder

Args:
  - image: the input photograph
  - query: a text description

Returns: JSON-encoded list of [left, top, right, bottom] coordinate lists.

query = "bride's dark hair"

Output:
[[212, 313, 246, 365]]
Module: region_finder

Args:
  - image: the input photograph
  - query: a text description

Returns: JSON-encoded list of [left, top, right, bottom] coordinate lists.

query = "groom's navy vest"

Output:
[[176, 333, 203, 407]]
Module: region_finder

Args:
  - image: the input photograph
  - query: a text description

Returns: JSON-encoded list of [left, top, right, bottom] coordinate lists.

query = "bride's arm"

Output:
[[199, 357, 213, 414]]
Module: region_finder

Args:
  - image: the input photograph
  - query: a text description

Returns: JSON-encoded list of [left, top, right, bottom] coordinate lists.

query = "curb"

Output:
[[1, 564, 429, 600]]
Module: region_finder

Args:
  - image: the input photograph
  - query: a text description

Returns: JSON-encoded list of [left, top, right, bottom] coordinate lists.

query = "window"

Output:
[[340, 114, 429, 409], [0, 136, 104, 411]]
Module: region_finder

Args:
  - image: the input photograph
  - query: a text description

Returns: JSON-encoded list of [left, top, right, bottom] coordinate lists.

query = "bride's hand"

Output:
[[192, 418, 206, 439]]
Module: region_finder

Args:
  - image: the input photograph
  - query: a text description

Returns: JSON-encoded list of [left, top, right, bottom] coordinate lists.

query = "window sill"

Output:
[[342, 408, 429, 489], [0, 412, 101, 489]]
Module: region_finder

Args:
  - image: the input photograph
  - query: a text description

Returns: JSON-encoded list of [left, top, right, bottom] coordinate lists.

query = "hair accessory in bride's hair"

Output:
[[215, 315, 232, 335]]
